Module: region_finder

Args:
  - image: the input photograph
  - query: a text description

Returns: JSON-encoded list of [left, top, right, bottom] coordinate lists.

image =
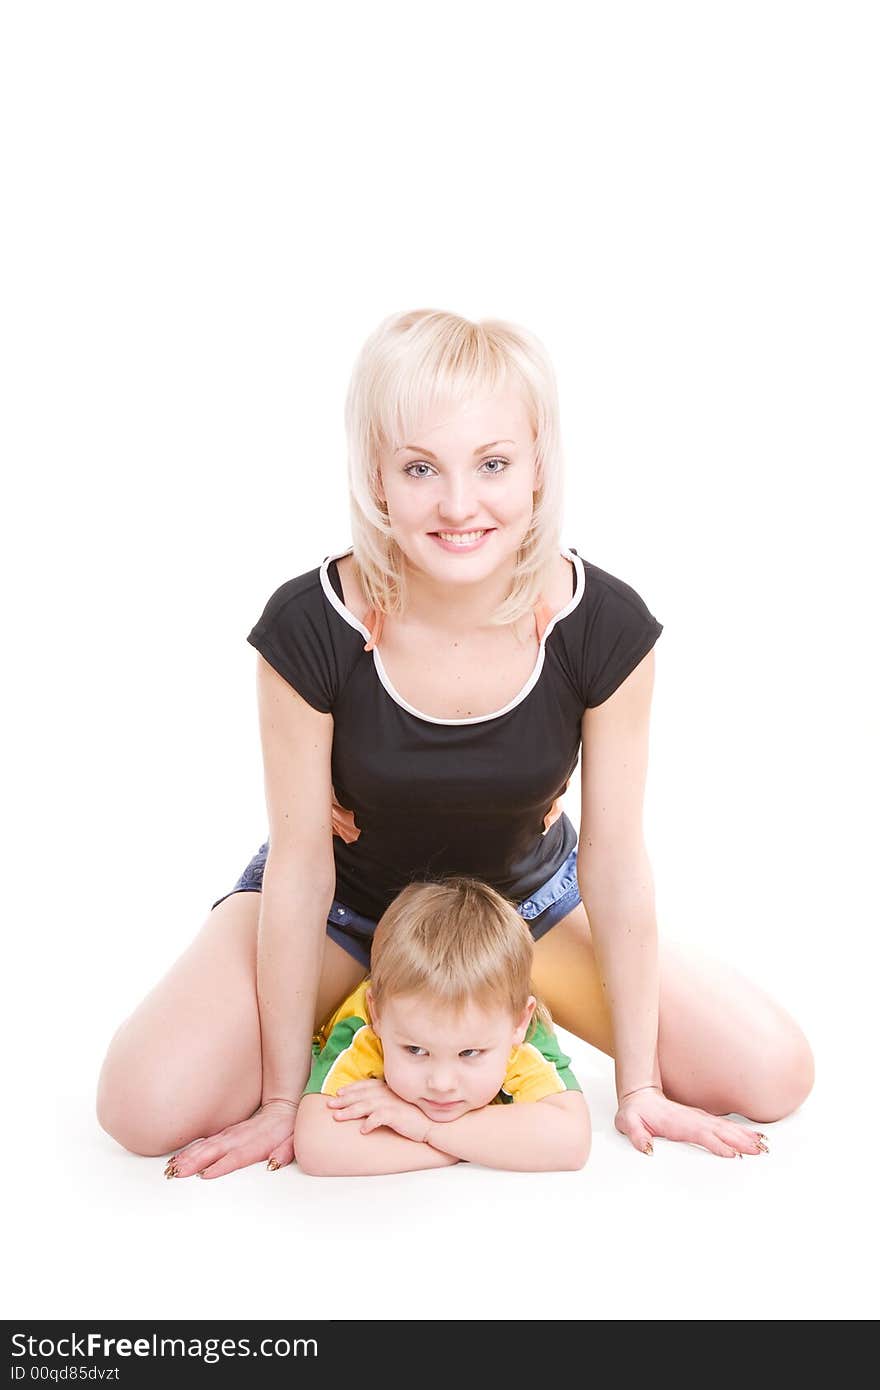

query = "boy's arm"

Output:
[[424, 1092, 591, 1172], [294, 1094, 461, 1176]]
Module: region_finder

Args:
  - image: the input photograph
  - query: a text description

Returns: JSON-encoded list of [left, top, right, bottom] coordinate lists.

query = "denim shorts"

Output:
[[211, 843, 581, 970]]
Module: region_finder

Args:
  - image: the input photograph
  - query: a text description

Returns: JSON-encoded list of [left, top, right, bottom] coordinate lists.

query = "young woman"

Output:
[[96, 308, 812, 1177]]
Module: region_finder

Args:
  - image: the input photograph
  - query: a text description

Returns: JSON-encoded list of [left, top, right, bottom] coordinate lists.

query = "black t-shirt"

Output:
[[247, 545, 663, 921]]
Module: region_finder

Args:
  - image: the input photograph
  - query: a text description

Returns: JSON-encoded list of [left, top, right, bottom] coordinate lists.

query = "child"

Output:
[[294, 876, 591, 1175]]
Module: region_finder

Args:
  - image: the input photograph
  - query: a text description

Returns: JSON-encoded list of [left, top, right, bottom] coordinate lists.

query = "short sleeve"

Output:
[[302, 1016, 385, 1096], [580, 562, 663, 708], [501, 1021, 582, 1104], [247, 570, 340, 713]]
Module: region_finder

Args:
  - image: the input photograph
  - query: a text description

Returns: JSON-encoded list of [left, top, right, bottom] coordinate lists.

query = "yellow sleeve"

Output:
[[501, 1023, 582, 1104]]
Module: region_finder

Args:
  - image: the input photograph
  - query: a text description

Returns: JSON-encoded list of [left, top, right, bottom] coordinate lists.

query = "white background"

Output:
[[3, 0, 877, 1322]]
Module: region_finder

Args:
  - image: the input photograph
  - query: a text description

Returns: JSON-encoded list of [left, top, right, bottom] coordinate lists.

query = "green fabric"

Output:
[[303, 1014, 367, 1095], [515, 1018, 582, 1093]]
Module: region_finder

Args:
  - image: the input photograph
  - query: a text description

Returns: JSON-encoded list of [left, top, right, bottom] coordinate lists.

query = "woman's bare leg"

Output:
[[96, 892, 366, 1156], [532, 902, 814, 1122]]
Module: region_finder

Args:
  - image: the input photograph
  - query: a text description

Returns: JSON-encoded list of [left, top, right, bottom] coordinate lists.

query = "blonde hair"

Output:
[[369, 877, 553, 1041], [344, 308, 566, 629]]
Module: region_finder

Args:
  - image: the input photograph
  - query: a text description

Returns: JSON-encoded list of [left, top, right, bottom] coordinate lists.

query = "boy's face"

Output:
[[367, 990, 536, 1122]]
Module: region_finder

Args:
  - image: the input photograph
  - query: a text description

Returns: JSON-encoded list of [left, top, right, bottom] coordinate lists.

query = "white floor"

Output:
[[6, 1013, 871, 1323]]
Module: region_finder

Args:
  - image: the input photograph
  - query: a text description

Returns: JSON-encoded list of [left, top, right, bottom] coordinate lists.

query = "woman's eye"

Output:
[[403, 458, 509, 479]]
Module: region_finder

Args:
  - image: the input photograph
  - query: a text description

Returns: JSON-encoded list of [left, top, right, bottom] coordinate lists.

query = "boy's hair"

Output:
[[344, 308, 566, 630], [369, 876, 553, 1040]]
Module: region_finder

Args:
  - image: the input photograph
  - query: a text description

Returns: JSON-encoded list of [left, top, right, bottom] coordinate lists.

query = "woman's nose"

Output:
[[437, 476, 479, 524]]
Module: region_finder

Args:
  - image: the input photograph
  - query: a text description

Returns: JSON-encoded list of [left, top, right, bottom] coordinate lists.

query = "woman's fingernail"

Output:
[[165, 1165, 178, 1180], [198, 1170, 207, 1178], [643, 1141, 653, 1155], [267, 1158, 280, 1171], [756, 1132, 768, 1140], [735, 1152, 743, 1158], [757, 1140, 769, 1153]]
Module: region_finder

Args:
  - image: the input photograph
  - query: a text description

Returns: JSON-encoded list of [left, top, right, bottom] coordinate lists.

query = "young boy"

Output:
[[294, 877, 591, 1175]]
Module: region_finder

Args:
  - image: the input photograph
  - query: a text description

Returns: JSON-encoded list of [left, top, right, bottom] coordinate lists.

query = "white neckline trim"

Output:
[[319, 545, 586, 727]]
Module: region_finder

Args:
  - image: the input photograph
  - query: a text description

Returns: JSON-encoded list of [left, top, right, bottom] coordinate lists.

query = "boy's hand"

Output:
[[327, 1080, 432, 1143]]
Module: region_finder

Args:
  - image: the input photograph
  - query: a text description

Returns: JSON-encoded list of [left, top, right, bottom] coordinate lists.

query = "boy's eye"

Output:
[[401, 1045, 483, 1058]]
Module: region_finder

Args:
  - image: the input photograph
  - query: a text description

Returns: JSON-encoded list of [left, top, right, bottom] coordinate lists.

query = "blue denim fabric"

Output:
[[211, 842, 581, 970]]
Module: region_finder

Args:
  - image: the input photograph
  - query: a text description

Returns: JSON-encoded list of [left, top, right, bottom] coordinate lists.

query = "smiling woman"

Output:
[[372, 387, 541, 630], [96, 307, 813, 1181], [346, 310, 565, 632]]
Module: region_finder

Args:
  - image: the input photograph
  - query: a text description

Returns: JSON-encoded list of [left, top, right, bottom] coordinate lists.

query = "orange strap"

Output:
[[363, 608, 385, 653], [330, 787, 361, 844]]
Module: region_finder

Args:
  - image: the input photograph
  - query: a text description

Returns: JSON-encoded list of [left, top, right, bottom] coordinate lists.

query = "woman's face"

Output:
[[377, 391, 538, 588]]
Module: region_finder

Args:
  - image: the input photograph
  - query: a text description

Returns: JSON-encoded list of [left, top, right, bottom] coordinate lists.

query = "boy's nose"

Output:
[[426, 1071, 458, 1096]]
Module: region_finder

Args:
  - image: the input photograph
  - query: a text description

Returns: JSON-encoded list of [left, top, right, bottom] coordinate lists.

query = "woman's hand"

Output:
[[163, 1099, 298, 1180], [614, 1086, 770, 1158], [326, 1080, 432, 1143]]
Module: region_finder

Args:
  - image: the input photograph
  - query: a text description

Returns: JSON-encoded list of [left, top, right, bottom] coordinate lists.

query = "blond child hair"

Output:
[[368, 875, 553, 1037]]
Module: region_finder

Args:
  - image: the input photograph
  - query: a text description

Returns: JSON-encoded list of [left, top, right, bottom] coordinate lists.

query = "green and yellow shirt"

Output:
[[304, 980, 582, 1105]]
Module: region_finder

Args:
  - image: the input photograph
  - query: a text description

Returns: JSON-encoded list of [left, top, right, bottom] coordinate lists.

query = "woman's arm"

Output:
[[256, 655, 339, 1107], [578, 648, 661, 1102], [294, 1094, 461, 1175], [157, 657, 340, 1180], [424, 1093, 591, 1172], [578, 649, 774, 1157]]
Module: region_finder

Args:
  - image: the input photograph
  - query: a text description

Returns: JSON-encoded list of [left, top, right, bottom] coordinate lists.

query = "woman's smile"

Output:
[[429, 528, 495, 552]]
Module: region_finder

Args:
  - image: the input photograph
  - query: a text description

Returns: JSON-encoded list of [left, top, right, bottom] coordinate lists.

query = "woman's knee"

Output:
[[736, 1019, 815, 1122], [95, 1030, 211, 1157], [96, 1008, 264, 1156], [96, 1054, 184, 1157]]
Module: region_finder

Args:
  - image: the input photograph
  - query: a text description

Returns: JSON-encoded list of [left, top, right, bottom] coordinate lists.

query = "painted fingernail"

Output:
[[644, 1141, 653, 1155], [756, 1132, 768, 1140], [267, 1158, 280, 1171], [735, 1152, 743, 1159], [197, 1170, 207, 1178], [165, 1165, 178, 1180], [757, 1141, 769, 1153]]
